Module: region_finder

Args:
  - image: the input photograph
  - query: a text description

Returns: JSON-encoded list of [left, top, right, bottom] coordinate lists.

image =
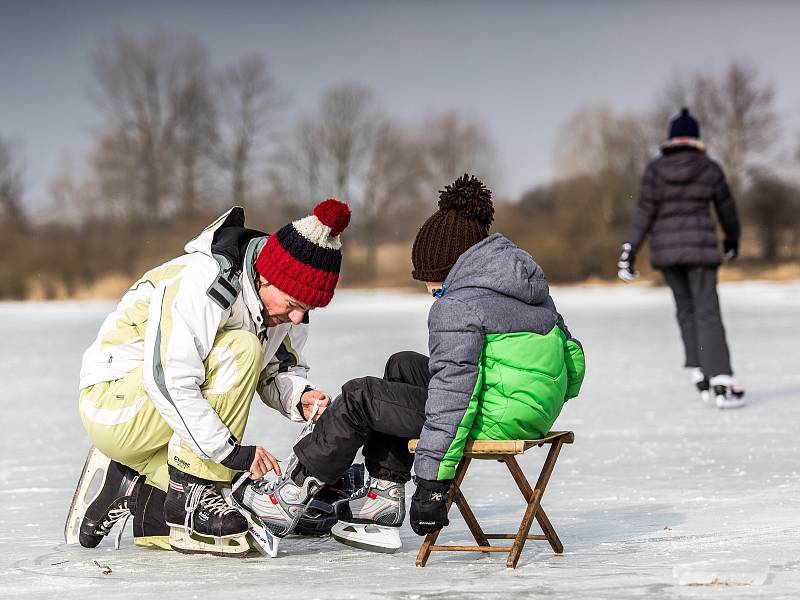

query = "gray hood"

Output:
[[444, 233, 549, 305]]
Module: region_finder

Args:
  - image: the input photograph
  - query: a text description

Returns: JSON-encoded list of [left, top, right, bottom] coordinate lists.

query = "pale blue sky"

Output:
[[2, 0, 799, 213]]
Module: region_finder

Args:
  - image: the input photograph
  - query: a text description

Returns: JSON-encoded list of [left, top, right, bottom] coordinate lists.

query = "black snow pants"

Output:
[[294, 351, 429, 485], [661, 265, 733, 377]]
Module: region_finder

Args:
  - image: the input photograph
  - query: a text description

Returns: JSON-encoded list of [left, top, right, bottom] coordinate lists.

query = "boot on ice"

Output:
[[164, 466, 249, 557], [710, 374, 746, 409], [65, 446, 142, 549], [233, 458, 325, 538], [330, 477, 404, 553]]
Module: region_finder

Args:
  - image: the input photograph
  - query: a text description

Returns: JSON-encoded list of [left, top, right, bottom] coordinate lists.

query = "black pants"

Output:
[[661, 265, 733, 377], [294, 351, 429, 484]]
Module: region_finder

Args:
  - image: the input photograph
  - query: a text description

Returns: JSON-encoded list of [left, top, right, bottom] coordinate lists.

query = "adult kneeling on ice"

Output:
[[68, 199, 351, 556]]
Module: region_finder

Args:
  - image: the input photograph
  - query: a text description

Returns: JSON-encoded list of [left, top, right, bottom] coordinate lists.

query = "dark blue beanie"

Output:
[[669, 107, 700, 139]]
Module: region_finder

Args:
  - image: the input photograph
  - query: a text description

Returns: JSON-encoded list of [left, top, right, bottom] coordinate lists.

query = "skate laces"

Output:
[[250, 401, 319, 496], [96, 506, 131, 550], [184, 483, 236, 534], [97, 474, 141, 550], [346, 477, 372, 502]]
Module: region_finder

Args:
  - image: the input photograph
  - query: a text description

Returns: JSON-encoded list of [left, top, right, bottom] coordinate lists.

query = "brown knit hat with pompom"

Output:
[[411, 174, 495, 282]]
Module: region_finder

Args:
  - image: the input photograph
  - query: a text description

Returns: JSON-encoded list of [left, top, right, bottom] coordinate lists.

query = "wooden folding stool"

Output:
[[408, 431, 574, 569]]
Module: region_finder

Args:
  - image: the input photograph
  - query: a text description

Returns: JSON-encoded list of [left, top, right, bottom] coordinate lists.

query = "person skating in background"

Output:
[[617, 108, 745, 409], [235, 174, 586, 552], [67, 199, 351, 556]]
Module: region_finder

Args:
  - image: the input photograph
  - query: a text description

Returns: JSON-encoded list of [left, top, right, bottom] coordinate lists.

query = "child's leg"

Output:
[[383, 351, 431, 387], [295, 374, 427, 484]]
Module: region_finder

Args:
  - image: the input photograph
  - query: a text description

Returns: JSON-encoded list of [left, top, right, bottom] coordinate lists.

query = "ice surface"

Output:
[[1, 282, 799, 599], [673, 559, 769, 586]]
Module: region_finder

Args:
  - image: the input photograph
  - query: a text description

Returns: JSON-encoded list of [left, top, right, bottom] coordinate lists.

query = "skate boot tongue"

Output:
[[183, 483, 242, 536], [165, 468, 249, 556]]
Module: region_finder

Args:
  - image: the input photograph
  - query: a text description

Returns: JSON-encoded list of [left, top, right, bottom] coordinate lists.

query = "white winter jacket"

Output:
[[79, 208, 315, 464]]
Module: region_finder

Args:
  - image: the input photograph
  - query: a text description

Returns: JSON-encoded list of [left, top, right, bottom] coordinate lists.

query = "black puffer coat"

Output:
[[625, 146, 740, 268]]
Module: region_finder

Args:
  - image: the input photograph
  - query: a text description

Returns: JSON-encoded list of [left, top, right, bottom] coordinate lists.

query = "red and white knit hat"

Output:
[[255, 198, 351, 307]]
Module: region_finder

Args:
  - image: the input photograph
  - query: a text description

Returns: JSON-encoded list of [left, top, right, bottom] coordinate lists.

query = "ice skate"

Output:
[[293, 463, 366, 537], [330, 477, 404, 553], [710, 375, 746, 409], [690, 368, 711, 403], [233, 457, 325, 538], [64, 446, 142, 548], [223, 472, 280, 557], [164, 466, 250, 557]]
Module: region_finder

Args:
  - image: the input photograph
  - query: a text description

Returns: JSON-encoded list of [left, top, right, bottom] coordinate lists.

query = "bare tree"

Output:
[[742, 169, 800, 261], [0, 136, 26, 228], [318, 84, 383, 201], [555, 104, 652, 181], [267, 116, 324, 210], [360, 123, 428, 279], [422, 111, 496, 188], [173, 66, 218, 216], [90, 31, 214, 220], [217, 54, 280, 206]]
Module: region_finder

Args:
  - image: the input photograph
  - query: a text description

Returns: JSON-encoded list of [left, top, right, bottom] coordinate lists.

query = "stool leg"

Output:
[[504, 455, 542, 568], [504, 441, 565, 568], [415, 457, 471, 567], [453, 488, 490, 548], [535, 506, 563, 554]]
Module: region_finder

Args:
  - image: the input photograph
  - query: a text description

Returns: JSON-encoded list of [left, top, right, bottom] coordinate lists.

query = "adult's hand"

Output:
[[617, 242, 638, 282], [723, 238, 739, 261], [300, 389, 330, 421], [249, 446, 281, 480]]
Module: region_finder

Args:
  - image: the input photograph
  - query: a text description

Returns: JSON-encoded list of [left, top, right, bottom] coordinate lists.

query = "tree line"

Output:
[[1, 31, 798, 299]]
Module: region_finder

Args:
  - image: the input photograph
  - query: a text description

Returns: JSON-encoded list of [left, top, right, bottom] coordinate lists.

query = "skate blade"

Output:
[[222, 487, 280, 558], [168, 526, 250, 557], [64, 447, 111, 545], [331, 521, 402, 554], [716, 396, 746, 410]]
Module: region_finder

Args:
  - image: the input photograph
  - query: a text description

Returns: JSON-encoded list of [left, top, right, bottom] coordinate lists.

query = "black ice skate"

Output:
[[164, 466, 249, 557], [293, 463, 366, 537], [64, 447, 142, 549]]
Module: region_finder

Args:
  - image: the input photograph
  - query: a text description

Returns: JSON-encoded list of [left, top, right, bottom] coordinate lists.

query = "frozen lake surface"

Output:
[[1, 282, 799, 599]]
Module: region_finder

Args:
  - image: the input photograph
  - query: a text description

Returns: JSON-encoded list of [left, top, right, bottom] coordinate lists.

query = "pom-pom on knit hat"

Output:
[[411, 174, 494, 282], [256, 198, 351, 307]]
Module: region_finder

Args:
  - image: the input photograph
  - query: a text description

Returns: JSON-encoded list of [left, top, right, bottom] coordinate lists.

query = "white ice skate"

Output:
[[228, 401, 323, 551], [690, 367, 711, 403], [223, 472, 280, 557], [330, 478, 404, 553], [710, 375, 746, 409]]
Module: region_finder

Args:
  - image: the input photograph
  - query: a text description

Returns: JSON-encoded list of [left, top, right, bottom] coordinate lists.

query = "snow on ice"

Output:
[[1, 282, 799, 599]]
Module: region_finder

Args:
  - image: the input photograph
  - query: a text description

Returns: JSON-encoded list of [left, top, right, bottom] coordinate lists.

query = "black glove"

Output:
[[723, 238, 739, 261], [410, 477, 451, 536], [617, 243, 637, 282]]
